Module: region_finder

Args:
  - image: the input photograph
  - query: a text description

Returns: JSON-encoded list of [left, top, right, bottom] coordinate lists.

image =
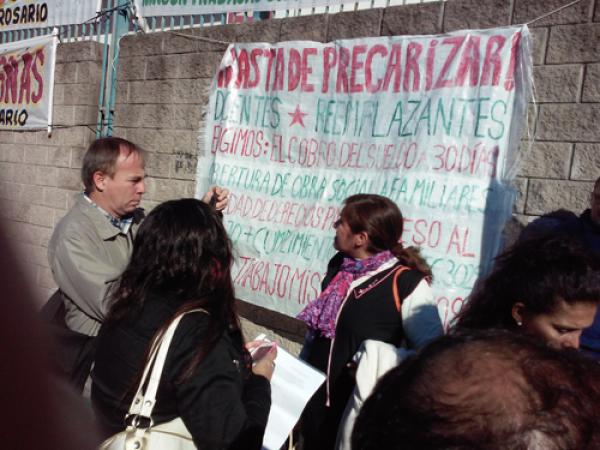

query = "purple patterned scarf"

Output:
[[297, 250, 395, 339]]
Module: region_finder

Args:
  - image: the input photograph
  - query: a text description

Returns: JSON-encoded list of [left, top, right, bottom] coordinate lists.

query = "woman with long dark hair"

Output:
[[91, 198, 275, 450], [298, 194, 443, 450], [454, 233, 600, 350]]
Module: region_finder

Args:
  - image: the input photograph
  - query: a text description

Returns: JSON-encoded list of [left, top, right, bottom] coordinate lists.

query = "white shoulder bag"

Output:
[[99, 309, 208, 450]]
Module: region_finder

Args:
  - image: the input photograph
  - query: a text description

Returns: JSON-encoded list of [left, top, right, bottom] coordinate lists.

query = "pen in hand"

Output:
[[247, 338, 278, 381]]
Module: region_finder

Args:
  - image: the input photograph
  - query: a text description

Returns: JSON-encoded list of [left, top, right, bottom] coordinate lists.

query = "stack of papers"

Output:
[[253, 335, 326, 450]]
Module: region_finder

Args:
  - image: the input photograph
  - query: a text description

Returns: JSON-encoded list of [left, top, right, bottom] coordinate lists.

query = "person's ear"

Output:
[[92, 171, 107, 192], [354, 231, 369, 249], [511, 302, 525, 327]]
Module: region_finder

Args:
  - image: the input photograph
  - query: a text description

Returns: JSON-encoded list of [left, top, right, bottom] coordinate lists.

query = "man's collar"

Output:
[[83, 193, 133, 235]]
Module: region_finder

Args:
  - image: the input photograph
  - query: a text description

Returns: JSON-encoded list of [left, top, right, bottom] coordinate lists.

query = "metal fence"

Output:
[[140, 0, 444, 29], [0, 0, 445, 44]]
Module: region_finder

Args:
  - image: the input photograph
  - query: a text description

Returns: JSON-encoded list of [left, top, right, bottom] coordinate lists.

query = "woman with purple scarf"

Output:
[[297, 194, 444, 450]]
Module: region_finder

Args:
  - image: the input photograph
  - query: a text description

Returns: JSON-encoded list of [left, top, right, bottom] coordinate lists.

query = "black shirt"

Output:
[[91, 294, 271, 450]]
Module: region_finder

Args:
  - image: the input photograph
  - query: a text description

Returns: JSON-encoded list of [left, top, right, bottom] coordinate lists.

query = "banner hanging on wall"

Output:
[[196, 26, 533, 327], [134, 0, 356, 17], [0, 32, 58, 131], [0, 0, 101, 32]]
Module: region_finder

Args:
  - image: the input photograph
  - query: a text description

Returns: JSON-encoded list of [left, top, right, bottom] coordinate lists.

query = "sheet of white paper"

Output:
[[253, 336, 325, 450]]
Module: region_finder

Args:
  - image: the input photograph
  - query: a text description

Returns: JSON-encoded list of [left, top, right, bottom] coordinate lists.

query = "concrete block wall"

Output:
[[0, 42, 102, 306], [510, 0, 600, 237], [0, 0, 599, 343]]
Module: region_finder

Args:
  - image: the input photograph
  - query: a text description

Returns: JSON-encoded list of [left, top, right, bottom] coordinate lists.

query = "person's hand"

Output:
[[246, 340, 268, 354], [202, 186, 230, 211], [251, 343, 277, 381]]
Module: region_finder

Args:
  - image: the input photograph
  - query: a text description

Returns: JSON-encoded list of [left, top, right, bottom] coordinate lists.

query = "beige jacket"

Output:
[[47, 194, 143, 336]]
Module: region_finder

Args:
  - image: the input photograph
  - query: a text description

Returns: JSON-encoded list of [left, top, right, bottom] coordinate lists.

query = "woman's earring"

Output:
[[516, 320, 522, 326]]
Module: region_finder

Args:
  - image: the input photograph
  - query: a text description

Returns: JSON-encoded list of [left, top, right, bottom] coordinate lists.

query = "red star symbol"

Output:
[[288, 104, 308, 127]]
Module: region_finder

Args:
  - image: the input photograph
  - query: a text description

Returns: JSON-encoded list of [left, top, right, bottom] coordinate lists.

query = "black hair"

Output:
[[106, 198, 239, 381], [454, 233, 600, 331]]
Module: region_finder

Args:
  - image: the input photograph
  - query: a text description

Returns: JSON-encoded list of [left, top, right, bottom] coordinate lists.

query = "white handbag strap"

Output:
[[129, 335, 162, 413], [127, 308, 209, 420]]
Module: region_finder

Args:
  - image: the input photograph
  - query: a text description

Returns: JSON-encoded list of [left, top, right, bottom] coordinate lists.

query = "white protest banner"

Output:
[[196, 26, 533, 327], [0, 0, 100, 32], [0, 32, 58, 130], [134, 0, 356, 17]]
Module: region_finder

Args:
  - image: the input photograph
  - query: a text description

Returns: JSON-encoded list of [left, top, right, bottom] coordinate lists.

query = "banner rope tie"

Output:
[[169, 31, 231, 46], [526, 0, 585, 25]]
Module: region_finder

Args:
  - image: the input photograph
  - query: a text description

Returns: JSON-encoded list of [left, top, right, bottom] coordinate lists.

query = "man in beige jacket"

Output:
[[47, 137, 227, 389]]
